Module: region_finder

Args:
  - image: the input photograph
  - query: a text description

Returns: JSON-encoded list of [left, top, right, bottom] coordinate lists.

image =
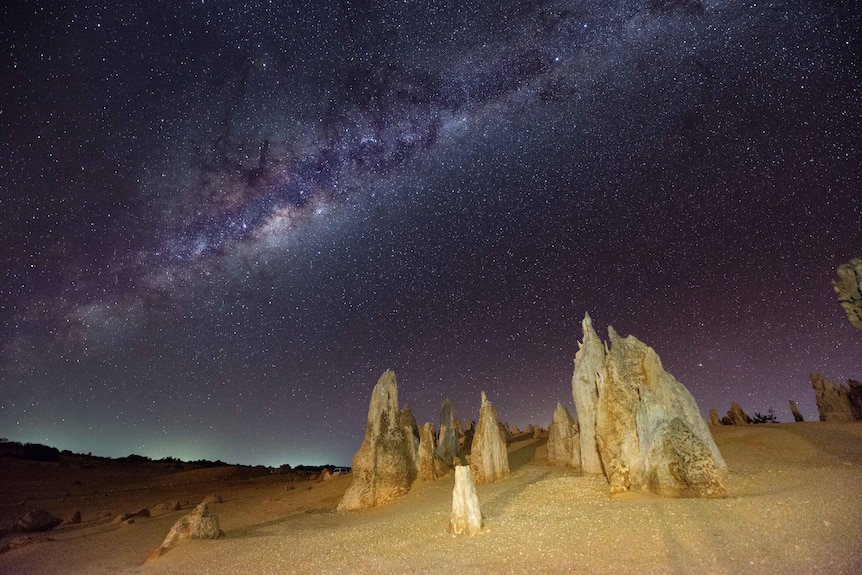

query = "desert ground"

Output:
[[1, 422, 861, 574]]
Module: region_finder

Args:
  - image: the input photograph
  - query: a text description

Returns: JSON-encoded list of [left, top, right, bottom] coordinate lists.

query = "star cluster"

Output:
[[1, 0, 859, 466]]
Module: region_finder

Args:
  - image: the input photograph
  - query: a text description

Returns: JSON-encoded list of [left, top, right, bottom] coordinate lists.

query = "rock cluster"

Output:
[[810, 373, 862, 422], [468, 391, 510, 485], [571, 313, 727, 498], [834, 258, 862, 330], [449, 465, 482, 536], [547, 403, 580, 468], [337, 370, 419, 511], [724, 402, 752, 425]]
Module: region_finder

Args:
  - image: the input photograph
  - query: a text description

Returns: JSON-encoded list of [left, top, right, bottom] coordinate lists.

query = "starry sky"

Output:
[[1, 0, 860, 467]]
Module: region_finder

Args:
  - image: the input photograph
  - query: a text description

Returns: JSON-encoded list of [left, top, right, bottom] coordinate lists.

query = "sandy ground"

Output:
[[1, 422, 861, 574]]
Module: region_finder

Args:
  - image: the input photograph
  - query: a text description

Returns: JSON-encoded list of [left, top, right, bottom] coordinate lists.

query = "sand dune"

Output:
[[2, 422, 861, 574]]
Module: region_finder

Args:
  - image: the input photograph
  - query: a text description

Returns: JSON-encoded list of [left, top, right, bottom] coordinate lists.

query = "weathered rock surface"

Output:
[[400, 404, 421, 475], [574, 316, 727, 498], [571, 312, 605, 474], [417, 422, 448, 480], [469, 391, 510, 485], [811, 373, 861, 422], [14, 509, 62, 533], [789, 400, 804, 422], [449, 465, 482, 536], [834, 258, 862, 330], [708, 408, 722, 426], [436, 397, 459, 468], [726, 402, 751, 425], [147, 502, 222, 562], [547, 403, 580, 468], [337, 370, 419, 511]]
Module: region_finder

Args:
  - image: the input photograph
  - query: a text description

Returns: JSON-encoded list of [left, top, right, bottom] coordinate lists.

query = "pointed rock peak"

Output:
[[367, 369, 400, 431], [583, 311, 593, 327], [480, 390, 488, 406]]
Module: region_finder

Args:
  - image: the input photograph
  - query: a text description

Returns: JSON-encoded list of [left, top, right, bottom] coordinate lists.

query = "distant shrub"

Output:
[[751, 410, 778, 424]]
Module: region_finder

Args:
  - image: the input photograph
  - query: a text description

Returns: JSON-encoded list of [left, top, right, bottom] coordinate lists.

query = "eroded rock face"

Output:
[[811, 373, 860, 422], [834, 258, 862, 330], [571, 313, 604, 474], [574, 317, 727, 498], [417, 422, 448, 480], [337, 370, 418, 511], [469, 391, 510, 485], [449, 465, 482, 536], [547, 403, 580, 468], [436, 397, 459, 468]]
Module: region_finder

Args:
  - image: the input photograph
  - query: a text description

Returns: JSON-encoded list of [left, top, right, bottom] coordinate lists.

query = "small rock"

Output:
[[15, 509, 62, 533]]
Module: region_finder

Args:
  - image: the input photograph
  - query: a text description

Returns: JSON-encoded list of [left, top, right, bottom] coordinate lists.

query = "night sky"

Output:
[[1, 1, 859, 467]]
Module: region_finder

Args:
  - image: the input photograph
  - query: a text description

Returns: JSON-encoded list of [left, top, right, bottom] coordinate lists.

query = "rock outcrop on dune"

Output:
[[436, 397, 459, 467], [789, 400, 805, 422], [572, 314, 727, 498], [337, 370, 419, 511], [547, 403, 580, 468], [834, 258, 862, 330], [147, 502, 222, 562], [469, 391, 510, 485], [810, 373, 862, 422], [708, 408, 722, 426], [571, 313, 604, 475], [725, 402, 752, 425], [449, 465, 483, 536]]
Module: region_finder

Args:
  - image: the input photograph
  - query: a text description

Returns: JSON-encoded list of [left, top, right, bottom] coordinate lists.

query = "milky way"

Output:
[[1, 0, 860, 466]]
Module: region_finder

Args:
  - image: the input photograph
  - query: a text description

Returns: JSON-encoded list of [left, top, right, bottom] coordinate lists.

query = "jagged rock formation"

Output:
[[726, 402, 752, 425], [449, 465, 482, 536], [573, 314, 727, 498], [789, 400, 804, 422], [469, 391, 510, 485], [571, 312, 604, 474], [417, 422, 448, 480], [400, 404, 421, 475], [337, 370, 419, 511], [547, 403, 580, 468], [147, 502, 222, 562], [436, 397, 459, 468], [708, 408, 722, 426], [810, 373, 862, 421], [834, 258, 862, 330]]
